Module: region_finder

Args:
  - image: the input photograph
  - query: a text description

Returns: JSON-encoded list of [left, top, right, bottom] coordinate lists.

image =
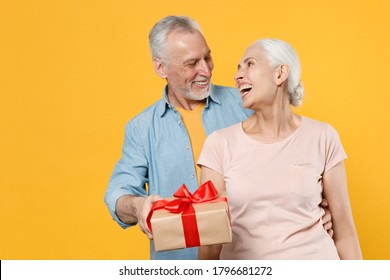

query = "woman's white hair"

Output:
[[149, 16, 202, 63], [254, 39, 304, 106]]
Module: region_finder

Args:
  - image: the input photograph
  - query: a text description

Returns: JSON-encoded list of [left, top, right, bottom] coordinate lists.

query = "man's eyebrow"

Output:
[[183, 50, 212, 64]]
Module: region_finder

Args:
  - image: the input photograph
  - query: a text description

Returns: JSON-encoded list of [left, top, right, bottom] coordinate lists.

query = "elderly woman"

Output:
[[197, 39, 362, 259]]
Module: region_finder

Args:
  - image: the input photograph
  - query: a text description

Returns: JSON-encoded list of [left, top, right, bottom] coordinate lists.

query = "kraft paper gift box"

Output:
[[146, 181, 232, 252]]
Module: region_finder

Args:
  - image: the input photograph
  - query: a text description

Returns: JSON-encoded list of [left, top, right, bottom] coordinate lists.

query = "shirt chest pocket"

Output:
[[289, 165, 322, 198]]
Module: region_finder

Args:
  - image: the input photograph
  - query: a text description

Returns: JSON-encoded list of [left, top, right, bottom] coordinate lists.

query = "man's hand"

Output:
[[320, 198, 334, 238], [134, 194, 163, 239], [116, 194, 163, 239]]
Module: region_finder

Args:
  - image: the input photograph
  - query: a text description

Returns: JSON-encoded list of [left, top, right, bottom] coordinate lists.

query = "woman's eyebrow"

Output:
[[238, 57, 255, 69]]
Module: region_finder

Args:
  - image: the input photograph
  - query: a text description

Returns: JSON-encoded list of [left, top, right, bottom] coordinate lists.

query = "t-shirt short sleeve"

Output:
[[197, 131, 224, 175], [324, 123, 348, 172]]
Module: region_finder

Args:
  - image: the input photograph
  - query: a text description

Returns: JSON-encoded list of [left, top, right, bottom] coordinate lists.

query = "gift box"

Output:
[[146, 181, 232, 252]]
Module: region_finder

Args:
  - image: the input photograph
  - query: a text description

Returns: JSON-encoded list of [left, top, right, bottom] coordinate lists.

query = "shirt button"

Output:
[[186, 146, 190, 150], [191, 174, 195, 178], [178, 120, 182, 125]]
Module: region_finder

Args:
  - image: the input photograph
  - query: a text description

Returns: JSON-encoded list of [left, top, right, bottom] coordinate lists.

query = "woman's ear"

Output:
[[274, 64, 289, 86], [153, 58, 168, 79]]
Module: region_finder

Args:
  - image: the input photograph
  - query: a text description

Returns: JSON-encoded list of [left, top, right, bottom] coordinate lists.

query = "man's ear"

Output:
[[274, 64, 289, 86], [153, 58, 168, 79]]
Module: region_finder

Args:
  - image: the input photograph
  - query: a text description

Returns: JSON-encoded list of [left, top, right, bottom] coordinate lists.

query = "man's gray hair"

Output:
[[149, 15, 202, 62], [254, 39, 304, 106]]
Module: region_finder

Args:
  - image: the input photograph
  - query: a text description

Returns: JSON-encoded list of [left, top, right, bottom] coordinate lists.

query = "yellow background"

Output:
[[1, 0, 389, 260]]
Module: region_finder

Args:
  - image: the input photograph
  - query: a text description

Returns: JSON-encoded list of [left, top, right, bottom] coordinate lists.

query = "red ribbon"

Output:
[[146, 180, 225, 248]]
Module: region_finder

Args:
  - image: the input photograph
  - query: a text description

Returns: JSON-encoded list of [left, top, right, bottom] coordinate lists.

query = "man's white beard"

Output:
[[184, 85, 211, 101]]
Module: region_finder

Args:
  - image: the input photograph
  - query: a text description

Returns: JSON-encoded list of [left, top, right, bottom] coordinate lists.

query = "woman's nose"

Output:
[[234, 68, 243, 81]]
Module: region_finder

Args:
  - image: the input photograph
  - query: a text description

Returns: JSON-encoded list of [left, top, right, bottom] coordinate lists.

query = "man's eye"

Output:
[[186, 62, 197, 67], [248, 61, 254, 66]]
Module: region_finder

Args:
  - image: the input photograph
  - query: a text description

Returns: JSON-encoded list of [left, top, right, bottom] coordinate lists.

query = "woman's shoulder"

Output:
[[301, 116, 341, 140], [206, 122, 242, 144], [213, 122, 242, 136], [301, 116, 334, 130]]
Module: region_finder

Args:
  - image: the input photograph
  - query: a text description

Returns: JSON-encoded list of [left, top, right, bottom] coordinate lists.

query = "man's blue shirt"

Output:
[[105, 84, 252, 260]]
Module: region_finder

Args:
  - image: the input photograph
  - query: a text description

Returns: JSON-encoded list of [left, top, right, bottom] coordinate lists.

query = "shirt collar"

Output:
[[207, 84, 221, 107], [157, 84, 221, 117]]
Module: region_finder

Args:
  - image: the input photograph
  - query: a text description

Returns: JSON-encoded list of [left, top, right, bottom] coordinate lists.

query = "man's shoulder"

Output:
[[212, 84, 239, 95], [126, 99, 164, 128], [210, 84, 243, 106]]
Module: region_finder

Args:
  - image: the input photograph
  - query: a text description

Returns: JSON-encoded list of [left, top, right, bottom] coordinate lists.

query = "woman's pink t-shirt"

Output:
[[198, 117, 346, 259]]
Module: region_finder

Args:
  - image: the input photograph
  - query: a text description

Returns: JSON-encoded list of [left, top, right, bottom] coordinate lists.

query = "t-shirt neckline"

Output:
[[239, 116, 305, 146]]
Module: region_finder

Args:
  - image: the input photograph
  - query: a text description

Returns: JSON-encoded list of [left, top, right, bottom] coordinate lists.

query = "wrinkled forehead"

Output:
[[167, 28, 208, 46], [165, 29, 210, 59]]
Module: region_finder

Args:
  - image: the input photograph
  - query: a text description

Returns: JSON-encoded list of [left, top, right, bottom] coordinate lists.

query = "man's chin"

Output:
[[188, 92, 210, 101], [186, 87, 211, 101]]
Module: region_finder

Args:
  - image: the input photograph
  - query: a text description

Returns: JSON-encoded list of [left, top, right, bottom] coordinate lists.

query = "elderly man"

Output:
[[104, 15, 332, 260]]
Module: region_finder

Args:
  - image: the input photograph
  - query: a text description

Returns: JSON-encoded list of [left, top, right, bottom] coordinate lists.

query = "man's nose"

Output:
[[197, 59, 212, 76]]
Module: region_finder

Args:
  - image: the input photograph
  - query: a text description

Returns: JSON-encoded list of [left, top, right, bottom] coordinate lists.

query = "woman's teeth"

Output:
[[240, 84, 252, 97]]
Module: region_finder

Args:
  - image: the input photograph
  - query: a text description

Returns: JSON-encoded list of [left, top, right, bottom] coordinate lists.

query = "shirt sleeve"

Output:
[[197, 131, 224, 175], [104, 121, 148, 229], [324, 123, 348, 173]]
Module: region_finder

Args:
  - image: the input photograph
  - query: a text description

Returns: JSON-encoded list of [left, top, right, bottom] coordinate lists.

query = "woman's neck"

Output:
[[243, 103, 301, 143]]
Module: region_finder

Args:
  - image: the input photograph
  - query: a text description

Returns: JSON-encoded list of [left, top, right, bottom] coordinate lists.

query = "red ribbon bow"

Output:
[[146, 180, 223, 248]]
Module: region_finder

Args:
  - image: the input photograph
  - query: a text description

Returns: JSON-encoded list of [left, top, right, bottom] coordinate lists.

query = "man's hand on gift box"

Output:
[[137, 194, 164, 239], [116, 194, 163, 239]]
